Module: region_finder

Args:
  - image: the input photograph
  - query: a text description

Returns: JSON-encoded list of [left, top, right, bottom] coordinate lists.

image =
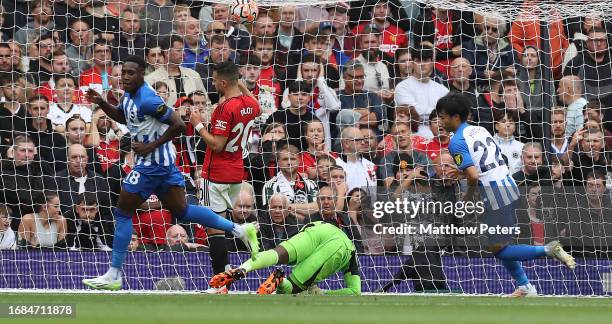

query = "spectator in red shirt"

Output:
[[36, 50, 82, 104], [298, 118, 338, 179], [352, 0, 407, 58], [133, 194, 172, 250], [412, 110, 450, 161], [79, 39, 113, 96], [106, 64, 123, 106], [251, 36, 281, 88]]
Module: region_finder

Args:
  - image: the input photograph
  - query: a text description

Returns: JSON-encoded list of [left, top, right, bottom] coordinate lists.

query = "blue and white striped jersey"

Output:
[[119, 83, 176, 167], [449, 122, 520, 210]]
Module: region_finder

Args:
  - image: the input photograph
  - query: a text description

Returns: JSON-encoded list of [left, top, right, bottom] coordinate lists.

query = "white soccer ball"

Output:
[[231, 0, 259, 24]]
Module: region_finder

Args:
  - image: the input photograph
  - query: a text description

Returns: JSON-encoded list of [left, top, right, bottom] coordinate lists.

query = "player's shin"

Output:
[[208, 234, 230, 275], [240, 250, 279, 272], [110, 210, 134, 274], [495, 245, 547, 261], [178, 204, 235, 232]]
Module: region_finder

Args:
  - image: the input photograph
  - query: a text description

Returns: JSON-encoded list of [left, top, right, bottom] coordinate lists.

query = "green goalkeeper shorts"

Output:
[[279, 222, 354, 290]]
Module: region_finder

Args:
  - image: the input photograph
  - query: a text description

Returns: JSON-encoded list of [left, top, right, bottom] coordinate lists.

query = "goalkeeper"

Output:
[[210, 221, 361, 295]]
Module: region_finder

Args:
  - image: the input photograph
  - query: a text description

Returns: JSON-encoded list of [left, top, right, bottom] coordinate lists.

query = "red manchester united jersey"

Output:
[[202, 95, 260, 183]]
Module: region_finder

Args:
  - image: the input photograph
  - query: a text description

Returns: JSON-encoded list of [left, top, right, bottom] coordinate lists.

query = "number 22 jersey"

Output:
[[202, 95, 260, 183], [449, 122, 520, 210]]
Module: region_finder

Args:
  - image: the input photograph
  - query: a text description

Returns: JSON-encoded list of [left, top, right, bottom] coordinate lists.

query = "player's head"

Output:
[[435, 93, 472, 132], [212, 60, 240, 96], [122, 55, 146, 94]]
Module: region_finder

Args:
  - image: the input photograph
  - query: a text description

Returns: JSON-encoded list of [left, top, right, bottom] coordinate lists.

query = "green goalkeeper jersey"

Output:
[[280, 221, 361, 295]]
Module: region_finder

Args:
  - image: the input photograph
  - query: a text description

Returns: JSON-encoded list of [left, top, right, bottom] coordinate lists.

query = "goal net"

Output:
[[0, 0, 611, 296]]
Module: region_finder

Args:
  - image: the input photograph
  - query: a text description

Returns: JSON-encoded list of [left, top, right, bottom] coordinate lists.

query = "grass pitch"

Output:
[[0, 293, 610, 324]]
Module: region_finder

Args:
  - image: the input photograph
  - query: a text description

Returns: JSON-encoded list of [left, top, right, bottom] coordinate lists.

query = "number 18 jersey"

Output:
[[202, 95, 260, 183], [449, 122, 520, 210]]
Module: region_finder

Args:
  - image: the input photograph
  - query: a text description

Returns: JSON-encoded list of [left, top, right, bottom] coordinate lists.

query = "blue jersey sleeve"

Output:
[[140, 88, 173, 123], [449, 136, 474, 171]]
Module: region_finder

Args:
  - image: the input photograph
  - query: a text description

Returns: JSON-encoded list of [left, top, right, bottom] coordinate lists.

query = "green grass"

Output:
[[0, 293, 610, 324]]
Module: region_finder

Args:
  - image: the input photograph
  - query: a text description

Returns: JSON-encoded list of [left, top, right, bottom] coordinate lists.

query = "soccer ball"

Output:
[[231, 0, 259, 24]]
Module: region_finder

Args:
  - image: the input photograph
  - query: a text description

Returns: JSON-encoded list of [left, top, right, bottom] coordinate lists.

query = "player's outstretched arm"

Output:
[[324, 272, 361, 296], [85, 88, 127, 125]]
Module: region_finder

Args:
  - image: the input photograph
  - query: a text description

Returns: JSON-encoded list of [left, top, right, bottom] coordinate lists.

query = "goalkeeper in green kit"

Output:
[[209, 221, 361, 295]]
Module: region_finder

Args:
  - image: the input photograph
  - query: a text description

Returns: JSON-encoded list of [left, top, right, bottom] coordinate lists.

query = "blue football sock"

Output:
[[111, 209, 133, 269], [495, 245, 547, 261], [178, 204, 235, 233], [501, 260, 529, 286]]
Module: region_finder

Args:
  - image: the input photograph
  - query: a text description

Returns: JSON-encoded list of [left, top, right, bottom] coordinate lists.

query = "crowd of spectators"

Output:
[[0, 0, 610, 256]]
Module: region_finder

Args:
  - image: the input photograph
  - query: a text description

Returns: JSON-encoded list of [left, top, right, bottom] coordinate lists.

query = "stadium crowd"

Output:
[[0, 0, 610, 257]]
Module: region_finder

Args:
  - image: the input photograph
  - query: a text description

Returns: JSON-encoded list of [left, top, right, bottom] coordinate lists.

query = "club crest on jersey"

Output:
[[215, 120, 227, 130], [454, 153, 463, 166]]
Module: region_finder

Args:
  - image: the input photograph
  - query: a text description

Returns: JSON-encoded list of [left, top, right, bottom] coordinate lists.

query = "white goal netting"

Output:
[[0, 0, 611, 295]]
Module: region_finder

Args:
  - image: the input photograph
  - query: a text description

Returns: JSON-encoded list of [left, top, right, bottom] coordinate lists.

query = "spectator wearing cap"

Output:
[[146, 35, 208, 107], [280, 56, 340, 150], [260, 193, 300, 250], [339, 60, 384, 135], [378, 122, 430, 189], [177, 16, 209, 70], [327, 4, 357, 60], [354, 24, 392, 99], [411, 6, 476, 77], [352, 0, 407, 58], [79, 39, 114, 95], [462, 16, 517, 88], [268, 80, 315, 150], [394, 46, 449, 138], [335, 127, 377, 197], [111, 8, 147, 63]]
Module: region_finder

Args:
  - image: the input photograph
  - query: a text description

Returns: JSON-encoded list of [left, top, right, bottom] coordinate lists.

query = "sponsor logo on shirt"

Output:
[[215, 120, 227, 131]]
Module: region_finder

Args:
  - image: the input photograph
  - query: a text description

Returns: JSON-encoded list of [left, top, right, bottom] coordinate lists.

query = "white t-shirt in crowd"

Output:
[[394, 77, 449, 138], [48, 103, 93, 127]]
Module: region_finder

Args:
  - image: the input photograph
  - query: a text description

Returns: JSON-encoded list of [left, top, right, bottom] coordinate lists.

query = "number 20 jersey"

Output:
[[449, 122, 520, 210], [202, 95, 260, 184]]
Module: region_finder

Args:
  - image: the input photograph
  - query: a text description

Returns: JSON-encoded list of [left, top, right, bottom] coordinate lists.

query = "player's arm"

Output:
[[85, 88, 127, 125], [133, 110, 186, 155], [190, 110, 228, 153], [462, 165, 480, 201], [324, 252, 361, 296]]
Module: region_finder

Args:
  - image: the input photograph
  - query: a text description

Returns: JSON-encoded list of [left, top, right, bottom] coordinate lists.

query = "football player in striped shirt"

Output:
[[82, 56, 259, 290], [436, 93, 575, 297]]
